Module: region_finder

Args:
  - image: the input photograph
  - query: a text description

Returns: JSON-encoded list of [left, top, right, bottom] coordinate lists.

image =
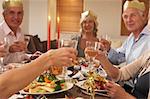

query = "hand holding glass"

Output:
[[57, 39, 77, 79], [84, 41, 100, 70]]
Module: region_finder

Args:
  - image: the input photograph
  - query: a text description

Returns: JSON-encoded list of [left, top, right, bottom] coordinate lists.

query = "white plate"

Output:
[[20, 82, 73, 95], [75, 80, 107, 92]]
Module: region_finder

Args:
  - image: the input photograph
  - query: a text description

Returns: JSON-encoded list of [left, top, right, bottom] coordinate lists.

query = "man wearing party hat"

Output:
[[100, 0, 150, 92], [0, 0, 28, 64], [97, 0, 150, 98]]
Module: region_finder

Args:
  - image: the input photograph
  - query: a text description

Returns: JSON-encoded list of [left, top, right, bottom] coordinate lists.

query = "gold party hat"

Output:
[[123, 0, 145, 11], [2, 0, 23, 10], [80, 10, 98, 26]]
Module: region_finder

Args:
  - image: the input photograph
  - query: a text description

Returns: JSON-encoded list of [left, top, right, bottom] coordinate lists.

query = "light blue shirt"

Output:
[[108, 25, 150, 65]]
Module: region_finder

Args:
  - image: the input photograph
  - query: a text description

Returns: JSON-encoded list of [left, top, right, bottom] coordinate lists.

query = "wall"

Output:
[[21, 0, 29, 35], [28, 0, 48, 41]]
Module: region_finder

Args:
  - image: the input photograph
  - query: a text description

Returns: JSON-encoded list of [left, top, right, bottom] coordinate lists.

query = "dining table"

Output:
[[10, 85, 110, 99], [9, 57, 110, 99]]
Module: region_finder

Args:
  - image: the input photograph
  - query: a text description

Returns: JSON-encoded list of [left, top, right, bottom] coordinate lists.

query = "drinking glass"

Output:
[[0, 37, 9, 73], [24, 36, 30, 53], [58, 39, 77, 79], [84, 41, 100, 99], [99, 34, 111, 55], [85, 41, 99, 70]]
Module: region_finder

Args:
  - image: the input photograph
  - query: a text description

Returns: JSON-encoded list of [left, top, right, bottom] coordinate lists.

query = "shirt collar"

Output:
[[1, 21, 21, 36], [130, 25, 150, 42], [140, 25, 150, 36]]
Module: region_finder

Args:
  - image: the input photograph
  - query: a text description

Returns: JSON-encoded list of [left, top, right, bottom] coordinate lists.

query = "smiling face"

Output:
[[3, 6, 24, 31], [82, 17, 95, 34], [122, 8, 146, 34]]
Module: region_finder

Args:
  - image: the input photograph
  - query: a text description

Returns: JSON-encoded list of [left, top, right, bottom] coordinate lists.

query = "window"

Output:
[[57, 0, 83, 33]]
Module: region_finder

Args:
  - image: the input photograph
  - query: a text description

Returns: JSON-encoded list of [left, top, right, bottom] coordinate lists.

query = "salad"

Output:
[[23, 73, 66, 93]]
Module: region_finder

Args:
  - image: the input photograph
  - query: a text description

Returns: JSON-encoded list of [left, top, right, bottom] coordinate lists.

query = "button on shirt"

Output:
[[0, 21, 28, 64], [108, 25, 150, 65]]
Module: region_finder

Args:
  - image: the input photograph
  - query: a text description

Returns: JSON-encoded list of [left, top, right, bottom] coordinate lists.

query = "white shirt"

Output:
[[108, 25, 150, 65], [0, 21, 28, 64]]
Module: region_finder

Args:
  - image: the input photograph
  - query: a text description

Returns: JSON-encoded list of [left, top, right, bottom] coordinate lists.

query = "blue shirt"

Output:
[[108, 25, 150, 65]]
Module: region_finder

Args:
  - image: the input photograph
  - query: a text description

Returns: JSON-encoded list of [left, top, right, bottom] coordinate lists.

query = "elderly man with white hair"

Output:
[[95, 0, 150, 98], [0, 0, 29, 65], [104, 0, 150, 65], [99, 0, 150, 96]]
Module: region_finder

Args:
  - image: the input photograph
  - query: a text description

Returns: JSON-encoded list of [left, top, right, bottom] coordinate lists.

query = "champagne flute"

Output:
[[99, 34, 111, 55], [0, 37, 9, 73], [85, 41, 99, 70], [84, 41, 100, 99], [24, 36, 30, 53], [59, 39, 77, 79]]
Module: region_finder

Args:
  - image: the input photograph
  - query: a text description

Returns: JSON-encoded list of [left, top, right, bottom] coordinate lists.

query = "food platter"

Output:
[[75, 80, 107, 92], [20, 82, 73, 95], [75, 80, 109, 97]]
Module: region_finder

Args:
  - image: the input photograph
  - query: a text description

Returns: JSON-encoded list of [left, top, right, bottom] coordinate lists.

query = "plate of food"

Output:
[[75, 71, 108, 92], [20, 73, 73, 95]]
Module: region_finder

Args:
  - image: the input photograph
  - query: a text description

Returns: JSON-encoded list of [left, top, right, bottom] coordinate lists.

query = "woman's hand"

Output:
[[46, 47, 77, 67], [105, 81, 135, 99]]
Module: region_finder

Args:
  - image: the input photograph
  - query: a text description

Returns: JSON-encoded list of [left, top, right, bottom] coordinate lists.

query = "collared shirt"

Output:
[[108, 25, 150, 65], [0, 21, 28, 64]]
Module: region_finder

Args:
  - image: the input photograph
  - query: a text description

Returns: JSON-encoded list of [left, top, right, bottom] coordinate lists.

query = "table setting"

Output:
[[9, 56, 110, 99], [8, 40, 111, 99]]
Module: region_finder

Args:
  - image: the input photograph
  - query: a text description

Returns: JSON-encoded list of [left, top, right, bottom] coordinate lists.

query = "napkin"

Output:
[[72, 71, 85, 80]]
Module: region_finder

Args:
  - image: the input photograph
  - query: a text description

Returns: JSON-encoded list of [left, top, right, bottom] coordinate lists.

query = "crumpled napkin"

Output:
[[72, 71, 85, 80]]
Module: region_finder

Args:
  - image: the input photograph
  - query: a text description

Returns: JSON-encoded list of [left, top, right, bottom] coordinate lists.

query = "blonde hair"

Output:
[[80, 10, 98, 37]]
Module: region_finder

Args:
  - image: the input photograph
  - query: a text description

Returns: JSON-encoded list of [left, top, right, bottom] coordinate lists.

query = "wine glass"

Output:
[[0, 37, 9, 73], [24, 36, 30, 53], [59, 39, 77, 79], [99, 34, 111, 55], [84, 41, 100, 99], [85, 41, 99, 69]]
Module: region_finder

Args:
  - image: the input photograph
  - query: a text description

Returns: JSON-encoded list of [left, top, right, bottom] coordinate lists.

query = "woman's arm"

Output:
[[96, 50, 119, 80], [0, 48, 77, 98], [96, 49, 145, 81]]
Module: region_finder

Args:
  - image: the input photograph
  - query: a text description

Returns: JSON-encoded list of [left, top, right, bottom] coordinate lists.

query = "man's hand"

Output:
[[0, 46, 7, 57], [99, 38, 111, 52], [9, 41, 26, 53], [105, 81, 135, 99]]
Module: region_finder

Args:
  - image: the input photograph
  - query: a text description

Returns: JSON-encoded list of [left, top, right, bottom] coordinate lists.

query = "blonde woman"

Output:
[[76, 10, 99, 57]]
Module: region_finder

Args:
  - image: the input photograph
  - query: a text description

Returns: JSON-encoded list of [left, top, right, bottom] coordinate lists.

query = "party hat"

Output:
[[124, 0, 145, 11]]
